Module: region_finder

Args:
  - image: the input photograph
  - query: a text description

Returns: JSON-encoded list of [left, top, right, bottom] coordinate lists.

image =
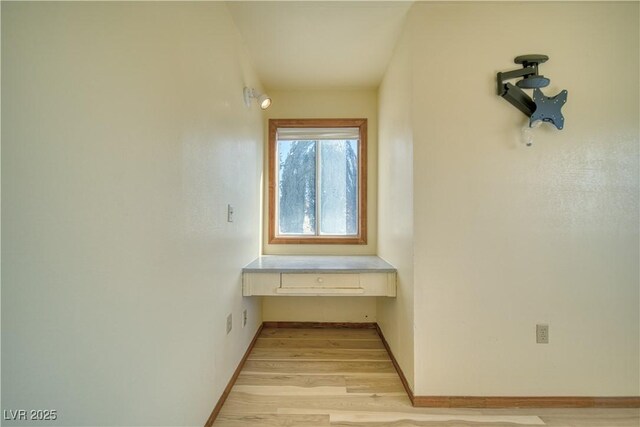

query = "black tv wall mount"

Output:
[[497, 55, 568, 130]]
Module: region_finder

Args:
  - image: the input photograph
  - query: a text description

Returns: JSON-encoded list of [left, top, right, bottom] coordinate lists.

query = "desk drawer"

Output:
[[242, 271, 396, 297], [281, 273, 360, 289]]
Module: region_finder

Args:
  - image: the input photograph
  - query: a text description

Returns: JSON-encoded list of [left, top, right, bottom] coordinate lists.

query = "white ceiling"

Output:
[[226, 1, 412, 90]]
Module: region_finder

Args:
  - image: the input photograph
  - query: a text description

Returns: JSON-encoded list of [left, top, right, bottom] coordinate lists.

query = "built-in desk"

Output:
[[242, 256, 397, 297]]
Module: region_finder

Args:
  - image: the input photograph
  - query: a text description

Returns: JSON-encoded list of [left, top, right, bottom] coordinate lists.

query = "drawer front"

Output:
[[281, 273, 360, 289]]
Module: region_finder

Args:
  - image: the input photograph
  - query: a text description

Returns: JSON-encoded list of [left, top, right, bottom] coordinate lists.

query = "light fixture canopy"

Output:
[[243, 87, 272, 110]]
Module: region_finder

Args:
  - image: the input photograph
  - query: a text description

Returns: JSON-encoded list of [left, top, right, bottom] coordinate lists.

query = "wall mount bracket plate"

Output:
[[497, 54, 568, 129], [530, 88, 568, 130]]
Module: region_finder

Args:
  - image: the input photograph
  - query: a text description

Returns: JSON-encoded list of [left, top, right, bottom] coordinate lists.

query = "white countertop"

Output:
[[242, 255, 396, 273]]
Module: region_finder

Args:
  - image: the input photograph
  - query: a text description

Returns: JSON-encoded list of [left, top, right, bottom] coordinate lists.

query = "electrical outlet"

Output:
[[227, 204, 234, 222], [226, 314, 232, 334], [536, 324, 549, 344], [243, 309, 247, 328]]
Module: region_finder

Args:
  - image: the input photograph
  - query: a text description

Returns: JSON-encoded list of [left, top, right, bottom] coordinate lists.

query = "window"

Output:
[[268, 118, 367, 244]]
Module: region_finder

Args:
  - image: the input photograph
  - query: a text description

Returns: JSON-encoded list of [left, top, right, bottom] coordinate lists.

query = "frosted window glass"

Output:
[[319, 140, 358, 235], [278, 141, 316, 235], [277, 138, 358, 237]]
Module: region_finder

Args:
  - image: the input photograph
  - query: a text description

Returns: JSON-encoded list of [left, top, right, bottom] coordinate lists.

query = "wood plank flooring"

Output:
[[213, 327, 640, 426]]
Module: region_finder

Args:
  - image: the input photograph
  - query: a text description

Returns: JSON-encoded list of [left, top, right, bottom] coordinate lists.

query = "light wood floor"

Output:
[[213, 327, 640, 426]]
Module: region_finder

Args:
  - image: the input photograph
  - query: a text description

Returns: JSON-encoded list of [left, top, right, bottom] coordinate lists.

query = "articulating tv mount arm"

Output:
[[497, 55, 568, 130]]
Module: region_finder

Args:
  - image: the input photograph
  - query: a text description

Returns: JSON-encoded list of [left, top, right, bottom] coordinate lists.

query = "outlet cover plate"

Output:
[[536, 324, 549, 344]]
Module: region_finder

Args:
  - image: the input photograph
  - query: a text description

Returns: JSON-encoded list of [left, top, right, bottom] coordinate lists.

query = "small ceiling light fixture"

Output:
[[243, 87, 272, 110]]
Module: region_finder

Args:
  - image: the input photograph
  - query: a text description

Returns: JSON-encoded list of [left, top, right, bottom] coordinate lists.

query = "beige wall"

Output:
[[261, 89, 379, 322], [377, 23, 415, 390], [2, 3, 264, 425], [263, 296, 377, 323], [405, 2, 639, 396]]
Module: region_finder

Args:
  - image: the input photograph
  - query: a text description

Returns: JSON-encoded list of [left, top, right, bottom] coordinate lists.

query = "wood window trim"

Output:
[[268, 118, 367, 245]]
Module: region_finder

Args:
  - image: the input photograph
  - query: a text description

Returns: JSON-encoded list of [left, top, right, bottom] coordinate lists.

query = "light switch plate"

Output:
[[227, 204, 234, 222]]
